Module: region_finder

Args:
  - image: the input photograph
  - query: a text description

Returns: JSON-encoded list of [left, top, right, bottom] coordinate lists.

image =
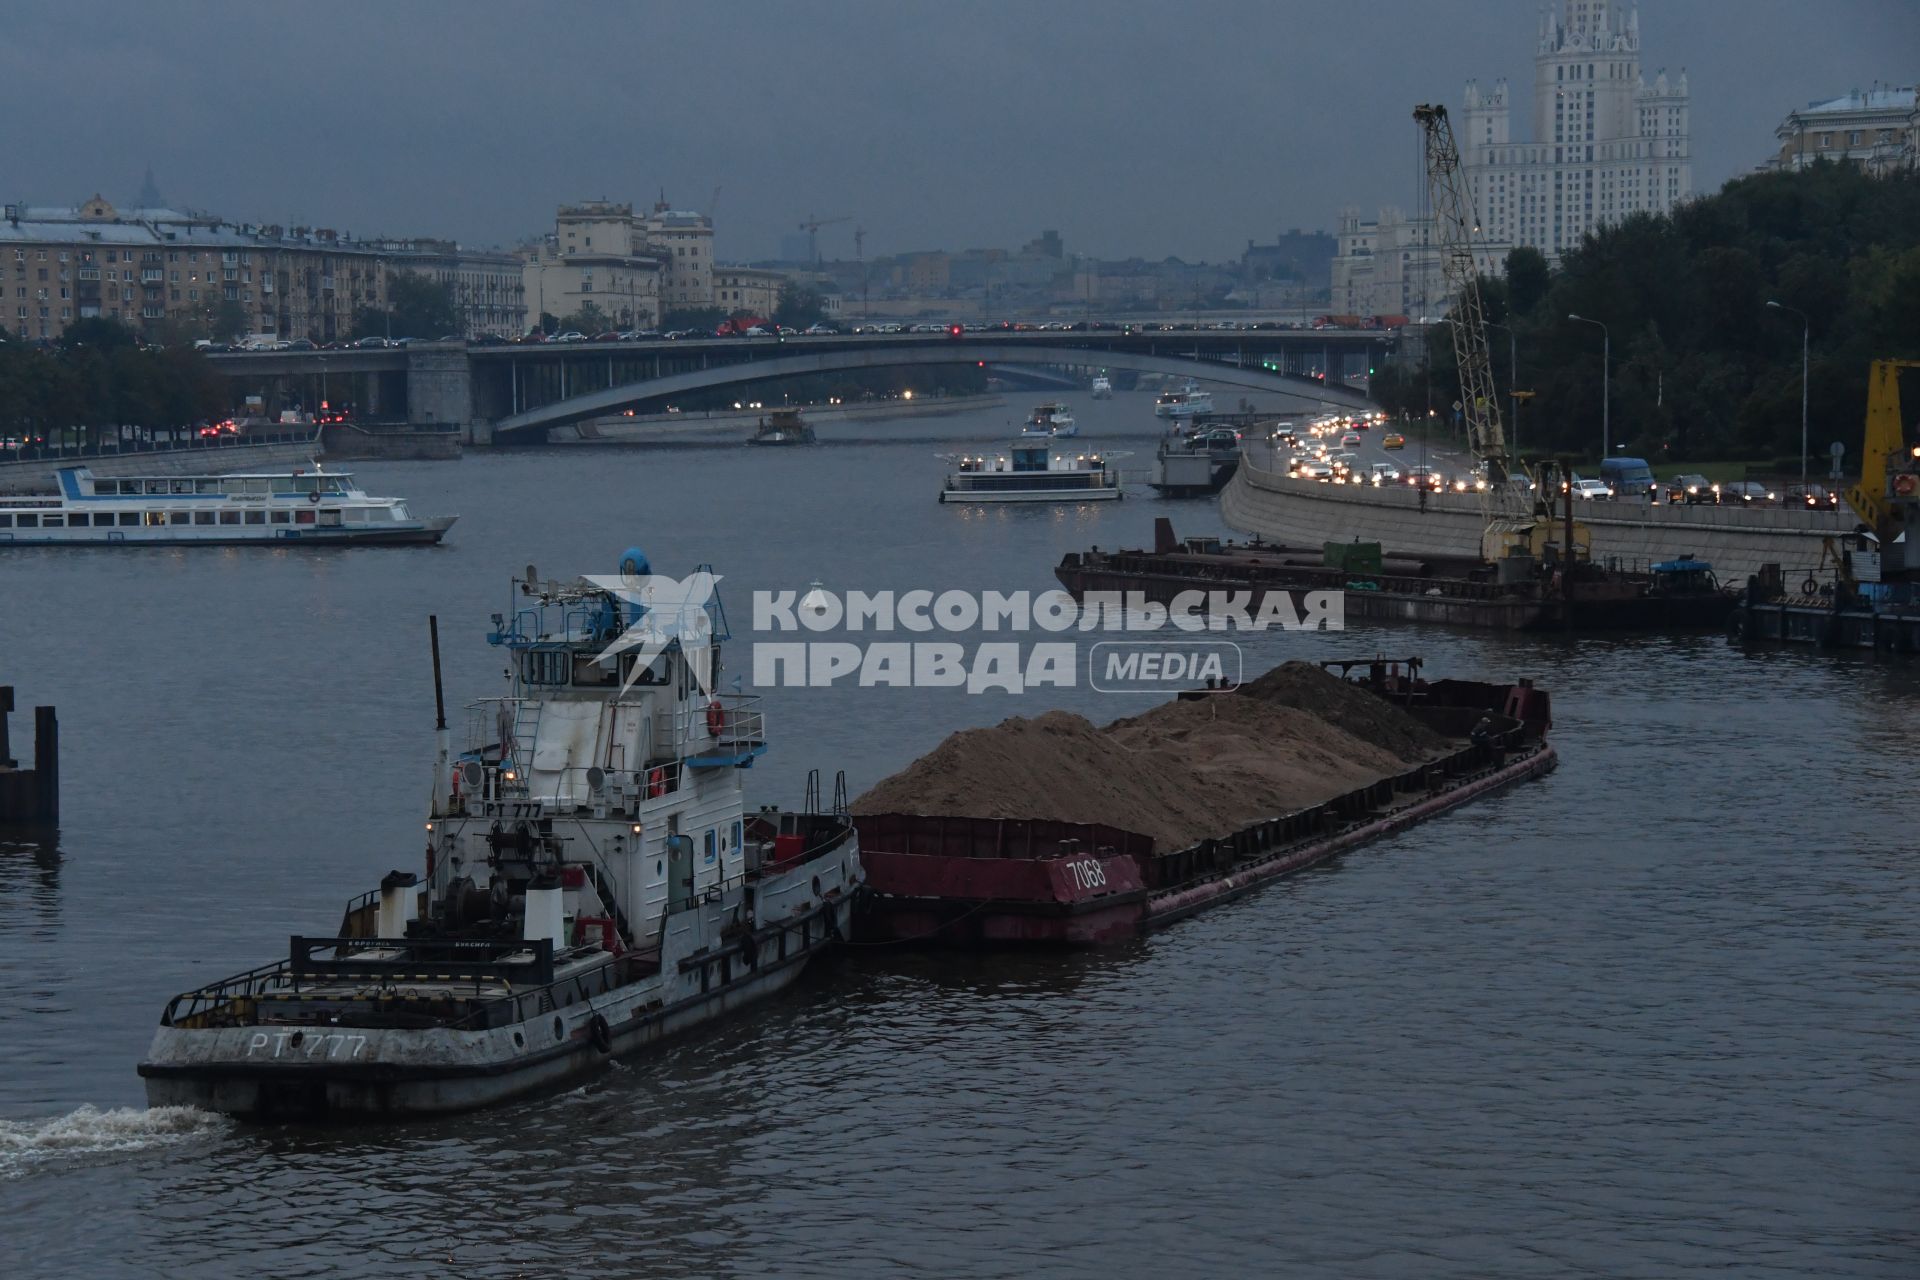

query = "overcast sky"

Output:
[[4, 0, 1913, 262]]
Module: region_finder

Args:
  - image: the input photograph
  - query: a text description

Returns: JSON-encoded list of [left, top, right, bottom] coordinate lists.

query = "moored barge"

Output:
[[1056, 518, 1735, 632], [855, 659, 1555, 945]]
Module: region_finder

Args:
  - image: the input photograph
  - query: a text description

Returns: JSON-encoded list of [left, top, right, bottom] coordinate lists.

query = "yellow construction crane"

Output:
[[797, 213, 851, 265], [1415, 102, 1539, 560]]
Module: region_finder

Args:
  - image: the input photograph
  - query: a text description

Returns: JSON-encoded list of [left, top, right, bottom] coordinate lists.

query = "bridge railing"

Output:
[[0, 428, 321, 465]]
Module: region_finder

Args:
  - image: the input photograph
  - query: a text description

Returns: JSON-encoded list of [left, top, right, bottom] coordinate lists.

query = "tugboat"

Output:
[[1020, 402, 1078, 439], [1090, 375, 1113, 400], [939, 439, 1123, 503], [0, 464, 455, 546], [748, 408, 815, 446], [139, 551, 863, 1120]]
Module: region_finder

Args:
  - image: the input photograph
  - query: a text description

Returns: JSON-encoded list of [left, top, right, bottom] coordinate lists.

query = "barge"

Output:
[[139, 552, 862, 1120], [1056, 519, 1736, 632], [855, 659, 1554, 945]]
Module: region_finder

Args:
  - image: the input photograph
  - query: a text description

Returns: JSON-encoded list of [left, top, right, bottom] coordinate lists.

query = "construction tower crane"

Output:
[[1414, 103, 1528, 526], [798, 213, 851, 265]]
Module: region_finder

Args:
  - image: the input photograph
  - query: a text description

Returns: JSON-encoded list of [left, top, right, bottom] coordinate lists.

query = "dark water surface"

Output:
[[1, 393, 1915, 1277]]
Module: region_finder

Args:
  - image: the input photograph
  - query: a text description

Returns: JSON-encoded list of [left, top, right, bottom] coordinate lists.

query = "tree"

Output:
[[1505, 247, 1550, 319], [557, 302, 612, 335], [356, 273, 460, 339], [773, 284, 827, 329], [58, 317, 141, 352], [661, 306, 726, 333]]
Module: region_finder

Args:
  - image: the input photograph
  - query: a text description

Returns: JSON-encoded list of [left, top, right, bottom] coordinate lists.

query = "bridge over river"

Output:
[[209, 328, 1393, 443]]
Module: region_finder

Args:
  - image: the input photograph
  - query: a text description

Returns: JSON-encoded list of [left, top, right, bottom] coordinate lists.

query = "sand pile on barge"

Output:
[[853, 661, 1451, 849]]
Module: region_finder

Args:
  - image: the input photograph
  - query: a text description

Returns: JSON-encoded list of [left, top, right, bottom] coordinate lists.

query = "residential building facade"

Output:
[[1771, 85, 1918, 175], [1, 196, 389, 342], [379, 238, 527, 337], [711, 266, 785, 318], [1332, 0, 1692, 316]]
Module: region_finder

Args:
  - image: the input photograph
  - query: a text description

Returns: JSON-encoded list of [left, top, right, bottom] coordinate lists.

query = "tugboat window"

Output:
[[523, 651, 570, 686]]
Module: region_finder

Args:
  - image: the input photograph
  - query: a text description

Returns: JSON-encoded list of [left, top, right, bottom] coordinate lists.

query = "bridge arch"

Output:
[[487, 342, 1375, 439]]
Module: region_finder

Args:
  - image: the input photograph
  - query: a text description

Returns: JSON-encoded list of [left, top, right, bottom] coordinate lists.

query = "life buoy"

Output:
[[647, 766, 666, 798], [587, 1013, 613, 1054], [1895, 473, 1918, 498], [307, 491, 322, 504], [705, 700, 725, 736]]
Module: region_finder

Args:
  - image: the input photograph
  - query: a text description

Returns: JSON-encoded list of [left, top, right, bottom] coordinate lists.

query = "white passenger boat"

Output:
[[1153, 381, 1215, 419], [0, 465, 454, 546], [1020, 402, 1078, 439], [939, 440, 1123, 503], [139, 552, 863, 1119], [1090, 375, 1113, 399]]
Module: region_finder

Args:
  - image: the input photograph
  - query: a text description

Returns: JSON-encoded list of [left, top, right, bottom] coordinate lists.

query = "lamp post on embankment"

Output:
[[1567, 314, 1610, 460], [1766, 300, 1810, 490]]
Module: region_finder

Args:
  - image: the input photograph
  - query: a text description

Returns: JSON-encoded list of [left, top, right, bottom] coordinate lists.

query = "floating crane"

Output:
[[797, 213, 851, 265], [1414, 102, 1538, 549]]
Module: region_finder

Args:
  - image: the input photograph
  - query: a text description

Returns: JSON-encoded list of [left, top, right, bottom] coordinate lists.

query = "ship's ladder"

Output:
[[508, 699, 544, 770]]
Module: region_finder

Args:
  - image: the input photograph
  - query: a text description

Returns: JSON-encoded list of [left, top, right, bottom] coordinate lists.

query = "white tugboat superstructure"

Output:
[[140, 550, 862, 1119]]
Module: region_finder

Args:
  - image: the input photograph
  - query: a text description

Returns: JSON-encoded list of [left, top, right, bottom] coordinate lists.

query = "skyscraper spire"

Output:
[[135, 164, 162, 210]]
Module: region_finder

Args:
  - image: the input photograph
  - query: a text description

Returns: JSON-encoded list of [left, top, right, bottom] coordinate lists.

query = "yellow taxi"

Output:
[[1382, 432, 1406, 450]]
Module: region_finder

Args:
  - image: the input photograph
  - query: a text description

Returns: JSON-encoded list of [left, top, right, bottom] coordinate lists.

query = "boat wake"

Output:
[[0, 1105, 228, 1178]]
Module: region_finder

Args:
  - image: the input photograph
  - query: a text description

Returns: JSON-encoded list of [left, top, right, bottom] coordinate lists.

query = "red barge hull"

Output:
[[854, 665, 1554, 945]]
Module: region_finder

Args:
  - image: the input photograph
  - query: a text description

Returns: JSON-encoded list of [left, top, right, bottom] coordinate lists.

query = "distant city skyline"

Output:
[[4, 0, 1914, 263]]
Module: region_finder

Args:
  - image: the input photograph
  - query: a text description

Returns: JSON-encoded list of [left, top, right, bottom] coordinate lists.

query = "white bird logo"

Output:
[[582, 570, 722, 698]]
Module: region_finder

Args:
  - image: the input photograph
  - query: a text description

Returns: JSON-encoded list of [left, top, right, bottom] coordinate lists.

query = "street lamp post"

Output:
[[1766, 300, 1810, 488], [1567, 314, 1609, 460]]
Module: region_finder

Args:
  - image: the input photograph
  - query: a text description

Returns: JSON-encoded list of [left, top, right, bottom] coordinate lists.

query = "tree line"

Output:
[[0, 319, 226, 441], [1372, 162, 1920, 467]]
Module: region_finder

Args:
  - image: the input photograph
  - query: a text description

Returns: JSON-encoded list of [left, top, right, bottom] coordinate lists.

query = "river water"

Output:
[[0, 390, 1914, 1278]]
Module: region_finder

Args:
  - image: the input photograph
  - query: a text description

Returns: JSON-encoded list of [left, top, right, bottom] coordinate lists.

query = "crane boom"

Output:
[[1414, 103, 1516, 495]]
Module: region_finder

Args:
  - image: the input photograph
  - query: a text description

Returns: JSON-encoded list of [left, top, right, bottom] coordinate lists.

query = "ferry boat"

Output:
[[139, 552, 864, 1120], [0, 465, 454, 546], [1153, 381, 1214, 420], [748, 408, 815, 446], [1020, 402, 1078, 439], [1090, 375, 1113, 400], [939, 440, 1123, 503]]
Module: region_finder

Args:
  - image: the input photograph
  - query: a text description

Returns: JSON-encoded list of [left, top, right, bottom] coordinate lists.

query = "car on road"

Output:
[[1381, 432, 1406, 450], [804, 324, 839, 335], [1720, 480, 1777, 504], [1296, 460, 1334, 479], [550, 331, 588, 343], [1368, 462, 1402, 483], [1571, 478, 1614, 500], [1406, 465, 1440, 488], [1340, 431, 1362, 447], [353, 336, 389, 349], [1665, 473, 1715, 504]]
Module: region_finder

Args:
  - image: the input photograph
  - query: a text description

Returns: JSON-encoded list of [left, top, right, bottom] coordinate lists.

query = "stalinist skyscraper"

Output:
[[1332, 1, 1693, 317]]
